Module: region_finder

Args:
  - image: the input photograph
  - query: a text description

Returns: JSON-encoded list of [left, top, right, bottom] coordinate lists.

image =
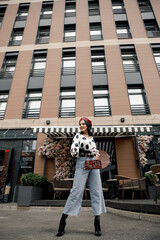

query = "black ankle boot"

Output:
[[56, 214, 68, 237], [94, 215, 102, 236]]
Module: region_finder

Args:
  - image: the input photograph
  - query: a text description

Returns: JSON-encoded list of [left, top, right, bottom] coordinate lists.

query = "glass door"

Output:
[[0, 148, 12, 200], [0, 148, 18, 202]]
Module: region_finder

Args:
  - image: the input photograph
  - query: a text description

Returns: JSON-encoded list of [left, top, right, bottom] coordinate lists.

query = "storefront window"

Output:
[[17, 140, 37, 182]]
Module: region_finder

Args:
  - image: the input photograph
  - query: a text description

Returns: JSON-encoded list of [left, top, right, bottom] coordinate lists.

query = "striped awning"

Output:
[[31, 125, 153, 137]]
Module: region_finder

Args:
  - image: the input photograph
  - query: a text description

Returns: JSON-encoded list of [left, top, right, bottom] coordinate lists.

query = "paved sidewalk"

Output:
[[0, 204, 160, 240]]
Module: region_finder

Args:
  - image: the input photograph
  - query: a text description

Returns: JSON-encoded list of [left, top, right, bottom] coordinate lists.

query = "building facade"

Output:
[[0, 0, 160, 201]]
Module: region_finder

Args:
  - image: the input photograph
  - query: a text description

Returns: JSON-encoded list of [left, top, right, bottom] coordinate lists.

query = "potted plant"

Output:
[[17, 173, 47, 206], [145, 173, 160, 199]]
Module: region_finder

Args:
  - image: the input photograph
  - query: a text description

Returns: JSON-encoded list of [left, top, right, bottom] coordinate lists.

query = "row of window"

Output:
[[0, 0, 160, 46], [0, 87, 149, 119], [1, 42, 159, 119]]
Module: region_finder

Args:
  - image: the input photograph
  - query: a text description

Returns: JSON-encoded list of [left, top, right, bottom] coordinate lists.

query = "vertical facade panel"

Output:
[[135, 44, 160, 114], [99, 0, 117, 40], [34, 133, 46, 176], [76, 47, 94, 117], [5, 51, 33, 119], [0, 4, 18, 47], [0, 52, 5, 68], [76, 0, 90, 41], [49, 0, 65, 43], [40, 48, 62, 118], [151, 0, 160, 27], [105, 45, 131, 116], [124, 0, 147, 38], [22, 2, 42, 45], [115, 138, 139, 178]]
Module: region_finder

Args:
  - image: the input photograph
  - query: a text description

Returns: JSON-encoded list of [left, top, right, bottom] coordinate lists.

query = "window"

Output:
[[90, 22, 103, 40], [59, 89, 75, 117], [91, 46, 106, 73], [22, 92, 42, 119], [144, 20, 160, 38], [65, 0, 76, 17], [93, 88, 111, 116], [0, 93, 8, 119], [64, 24, 76, 42], [151, 44, 160, 73], [121, 48, 139, 72], [128, 87, 150, 115], [62, 48, 76, 75], [36, 26, 50, 44], [88, 0, 100, 16], [138, 0, 152, 12], [0, 52, 18, 79], [30, 50, 47, 76], [9, 28, 24, 46], [0, 5, 7, 27], [16, 3, 30, 19], [40, 1, 53, 19], [18, 140, 36, 176], [22, 140, 37, 152], [116, 21, 132, 39], [120, 45, 150, 115], [112, 0, 125, 13], [138, 1, 160, 38]]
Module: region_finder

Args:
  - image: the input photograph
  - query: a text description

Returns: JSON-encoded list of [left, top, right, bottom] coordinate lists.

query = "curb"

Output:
[[1, 203, 160, 223], [106, 207, 160, 223]]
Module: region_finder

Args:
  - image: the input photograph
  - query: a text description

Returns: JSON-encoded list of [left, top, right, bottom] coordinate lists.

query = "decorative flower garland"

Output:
[[137, 135, 153, 167], [38, 137, 72, 180]]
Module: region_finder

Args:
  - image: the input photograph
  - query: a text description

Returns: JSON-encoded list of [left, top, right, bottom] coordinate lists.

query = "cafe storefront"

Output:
[[0, 124, 160, 202]]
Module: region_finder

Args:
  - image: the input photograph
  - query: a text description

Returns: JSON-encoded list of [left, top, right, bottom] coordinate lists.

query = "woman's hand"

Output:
[[95, 154, 99, 160]]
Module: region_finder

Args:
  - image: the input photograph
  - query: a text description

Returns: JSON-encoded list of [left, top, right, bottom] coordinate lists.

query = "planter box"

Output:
[[148, 186, 160, 199], [17, 186, 43, 207]]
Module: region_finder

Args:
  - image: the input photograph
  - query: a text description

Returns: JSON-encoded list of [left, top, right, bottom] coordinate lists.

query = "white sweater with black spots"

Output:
[[70, 133, 99, 158]]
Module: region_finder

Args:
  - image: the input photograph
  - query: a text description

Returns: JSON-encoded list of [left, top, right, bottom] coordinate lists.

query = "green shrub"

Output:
[[145, 173, 157, 186], [20, 172, 47, 187]]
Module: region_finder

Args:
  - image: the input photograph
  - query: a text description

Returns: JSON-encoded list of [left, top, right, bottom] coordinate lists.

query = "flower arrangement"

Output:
[[38, 137, 72, 180], [137, 135, 153, 167]]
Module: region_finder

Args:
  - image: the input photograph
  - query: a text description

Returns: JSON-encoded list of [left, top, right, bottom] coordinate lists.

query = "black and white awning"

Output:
[[31, 125, 153, 138]]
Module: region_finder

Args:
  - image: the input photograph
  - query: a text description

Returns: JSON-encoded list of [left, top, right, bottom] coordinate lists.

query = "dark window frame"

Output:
[[22, 91, 42, 119], [59, 88, 76, 118]]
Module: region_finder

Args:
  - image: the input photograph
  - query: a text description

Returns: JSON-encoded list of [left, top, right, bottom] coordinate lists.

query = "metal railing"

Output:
[[156, 63, 160, 73], [0, 110, 5, 120], [89, 9, 100, 16], [29, 69, 45, 77], [123, 64, 140, 73], [61, 67, 76, 75], [65, 12, 76, 18], [92, 65, 107, 74], [8, 40, 22, 46], [59, 107, 75, 118], [147, 30, 160, 38], [36, 37, 49, 44], [16, 16, 27, 21], [0, 70, 14, 79], [139, 6, 152, 12], [130, 104, 150, 115], [22, 108, 40, 119], [94, 105, 111, 117], [63, 36, 76, 42], [117, 32, 132, 39], [113, 9, 126, 14], [40, 14, 52, 19], [90, 34, 103, 41]]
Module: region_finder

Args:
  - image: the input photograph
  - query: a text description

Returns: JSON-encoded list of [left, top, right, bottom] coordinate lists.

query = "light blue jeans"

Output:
[[62, 157, 106, 216]]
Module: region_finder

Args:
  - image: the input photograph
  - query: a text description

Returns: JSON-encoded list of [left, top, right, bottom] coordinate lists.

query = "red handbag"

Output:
[[84, 157, 102, 170]]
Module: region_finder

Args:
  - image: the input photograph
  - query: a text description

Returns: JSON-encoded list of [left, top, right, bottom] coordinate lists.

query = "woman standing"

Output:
[[56, 117, 106, 237]]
